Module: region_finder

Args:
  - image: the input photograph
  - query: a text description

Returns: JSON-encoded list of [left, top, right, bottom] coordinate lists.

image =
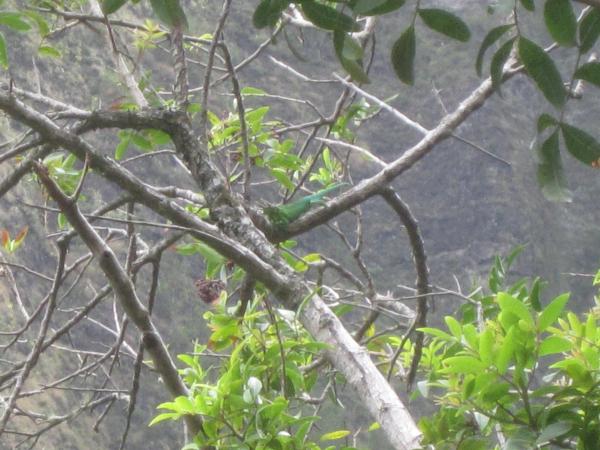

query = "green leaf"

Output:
[[270, 168, 295, 190], [560, 123, 600, 166], [475, 24, 513, 76], [320, 430, 351, 441], [301, 1, 359, 32], [391, 26, 415, 85], [131, 133, 153, 151], [518, 37, 566, 108], [538, 292, 569, 331], [529, 277, 544, 311], [497, 292, 534, 326], [536, 130, 571, 203], [574, 62, 600, 89], [101, 0, 128, 14], [536, 422, 571, 445], [149, 0, 188, 29], [418, 8, 471, 42], [253, 0, 288, 29], [23, 11, 49, 36], [333, 31, 370, 83], [579, 8, 600, 54], [520, 0, 535, 11], [495, 326, 516, 374], [0, 12, 31, 31], [0, 32, 7, 70], [194, 242, 225, 266], [352, 0, 405, 16], [367, 422, 380, 431], [115, 133, 131, 160], [38, 45, 61, 58], [537, 113, 557, 132], [241, 86, 267, 96], [479, 328, 494, 364], [444, 316, 462, 339], [539, 336, 571, 356], [148, 412, 180, 426], [418, 327, 454, 341], [543, 0, 576, 47], [147, 129, 171, 145], [490, 37, 515, 92], [441, 356, 486, 373]]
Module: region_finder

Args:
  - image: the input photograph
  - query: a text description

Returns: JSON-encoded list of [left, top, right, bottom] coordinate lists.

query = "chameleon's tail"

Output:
[[305, 181, 349, 203]]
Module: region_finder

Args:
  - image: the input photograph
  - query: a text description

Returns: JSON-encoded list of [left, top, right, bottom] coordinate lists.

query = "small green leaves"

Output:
[[418, 9, 471, 42], [0, 32, 7, 69], [301, 1, 359, 32], [391, 26, 415, 85], [518, 37, 566, 108], [351, 0, 405, 16], [543, 0, 576, 47], [574, 62, 600, 89], [101, 0, 128, 15], [560, 123, 600, 166], [536, 130, 571, 202], [476, 24, 514, 76], [579, 8, 600, 54], [253, 0, 288, 29]]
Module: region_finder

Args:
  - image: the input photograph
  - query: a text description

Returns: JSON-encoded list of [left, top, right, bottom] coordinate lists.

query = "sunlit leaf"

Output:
[[0, 12, 31, 31], [320, 430, 351, 441], [538, 293, 570, 331], [38, 45, 61, 58], [539, 336, 571, 356], [495, 326, 515, 374], [0, 32, 7, 69]]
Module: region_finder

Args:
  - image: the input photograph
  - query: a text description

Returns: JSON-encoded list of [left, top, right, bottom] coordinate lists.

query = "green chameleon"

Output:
[[264, 182, 347, 230]]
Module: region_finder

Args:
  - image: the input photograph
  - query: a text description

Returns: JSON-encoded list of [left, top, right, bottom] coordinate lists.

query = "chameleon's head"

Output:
[[263, 206, 288, 230]]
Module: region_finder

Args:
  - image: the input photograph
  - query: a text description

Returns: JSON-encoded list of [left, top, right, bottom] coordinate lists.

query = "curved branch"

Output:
[[380, 188, 429, 389]]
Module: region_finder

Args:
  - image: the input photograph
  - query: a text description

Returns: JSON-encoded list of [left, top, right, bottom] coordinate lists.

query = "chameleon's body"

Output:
[[264, 183, 346, 230]]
